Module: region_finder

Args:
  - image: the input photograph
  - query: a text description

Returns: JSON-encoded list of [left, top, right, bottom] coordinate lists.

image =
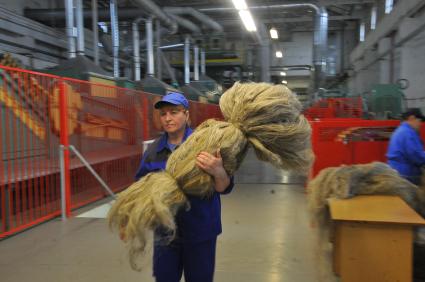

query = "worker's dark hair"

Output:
[[401, 108, 425, 121]]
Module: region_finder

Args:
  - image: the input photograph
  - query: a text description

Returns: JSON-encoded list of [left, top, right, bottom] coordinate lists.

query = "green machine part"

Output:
[[368, 84, 404, 119], [139, 76, 181, 96], [116, 79, 136, 89]]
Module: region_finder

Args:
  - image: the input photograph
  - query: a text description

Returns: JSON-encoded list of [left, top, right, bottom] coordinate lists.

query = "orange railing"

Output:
[[0, 65, 222, 238]]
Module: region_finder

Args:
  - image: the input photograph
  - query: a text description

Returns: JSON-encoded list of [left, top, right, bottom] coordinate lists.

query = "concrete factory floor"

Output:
[[0, 183, 321, 282], [0, 149, 326, 282]]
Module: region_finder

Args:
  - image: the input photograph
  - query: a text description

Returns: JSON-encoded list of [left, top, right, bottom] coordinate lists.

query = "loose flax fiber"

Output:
[[307, 162, 425, 281], [308, 161, 425, 227], [108, 82, 314, 270]]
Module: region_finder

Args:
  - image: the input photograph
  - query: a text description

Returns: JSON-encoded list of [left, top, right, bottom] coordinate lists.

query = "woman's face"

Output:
[[158, 104, 189, 134]]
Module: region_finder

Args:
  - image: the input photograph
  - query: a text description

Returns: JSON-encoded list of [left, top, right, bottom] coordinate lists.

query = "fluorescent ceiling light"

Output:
[[280, 71, 286, 76], [281, 80, 288, 84], [371, 6, 377, 30], [232, 0, 247, 10], [385, 0, 393, 14], [275, 51, 283, 58], [270, 27, 278, 39], [359, 22, 365, 42], [238, 10, 257, 32]]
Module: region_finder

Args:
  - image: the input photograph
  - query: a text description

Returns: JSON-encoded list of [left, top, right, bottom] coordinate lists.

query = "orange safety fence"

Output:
[[0, 65, 222, 238]]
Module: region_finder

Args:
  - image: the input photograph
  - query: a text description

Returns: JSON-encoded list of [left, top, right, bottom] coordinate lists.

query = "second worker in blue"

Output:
[[387, 108, 425, 185]]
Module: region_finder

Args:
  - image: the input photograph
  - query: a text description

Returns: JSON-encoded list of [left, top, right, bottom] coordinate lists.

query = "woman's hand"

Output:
[[196, 149, 230, 192], [196, 149, 225, 177]]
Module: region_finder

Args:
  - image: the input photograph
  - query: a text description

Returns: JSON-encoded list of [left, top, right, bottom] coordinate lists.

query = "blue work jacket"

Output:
[[135, 126, 233, 243], [387, 122, 425, 184]]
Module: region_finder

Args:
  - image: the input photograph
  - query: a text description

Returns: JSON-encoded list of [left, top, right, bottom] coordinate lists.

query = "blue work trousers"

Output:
[[153, 237, 217, 282]]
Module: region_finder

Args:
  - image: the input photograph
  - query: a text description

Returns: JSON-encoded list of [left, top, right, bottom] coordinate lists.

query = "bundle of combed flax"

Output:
[[109, 82, 314, 270]]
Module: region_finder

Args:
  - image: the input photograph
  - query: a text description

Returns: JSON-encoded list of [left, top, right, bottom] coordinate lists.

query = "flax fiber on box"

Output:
[[307, 162, 425, 281], [108, 82, 314, 271], [308, 161, 425, 227]]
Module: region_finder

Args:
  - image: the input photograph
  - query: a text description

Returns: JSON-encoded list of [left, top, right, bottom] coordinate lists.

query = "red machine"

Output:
[[309, 118, 400, 177], [304, 97, 363, 119], [305, 97, 402, 177]]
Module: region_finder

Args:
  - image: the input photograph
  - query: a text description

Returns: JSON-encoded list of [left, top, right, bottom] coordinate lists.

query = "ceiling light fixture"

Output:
[[280, 71, 286, 76], [232, 0, 257, 32], [270, 27, 278, 39], [232, 0, 248, 10], [276, 51, 283, 58], [238, 10, 257, 32]]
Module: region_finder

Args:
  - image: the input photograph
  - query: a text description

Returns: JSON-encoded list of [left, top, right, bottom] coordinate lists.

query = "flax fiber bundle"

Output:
[[308, 162, 425, 227], [108, 82, 313, 270], [307, 162, 425, 281]]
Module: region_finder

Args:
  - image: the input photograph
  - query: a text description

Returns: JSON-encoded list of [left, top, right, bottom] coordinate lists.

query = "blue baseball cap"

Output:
[[154, 92, 189, 109]]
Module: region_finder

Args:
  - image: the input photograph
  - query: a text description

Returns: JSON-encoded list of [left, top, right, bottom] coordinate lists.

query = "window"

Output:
[[385, 0, 393, 14], [98, 22, 108, 33]]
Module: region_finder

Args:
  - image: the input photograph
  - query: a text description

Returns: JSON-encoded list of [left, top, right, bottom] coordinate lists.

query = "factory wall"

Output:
[[0, 0, 56, 15], [400, 30, 425, 109], [342, 26, 358, 75], [271, 32, 312, 68], [270, 27, 357, 90], [347, 0, 425, 109], [349, 29, 424, 107]]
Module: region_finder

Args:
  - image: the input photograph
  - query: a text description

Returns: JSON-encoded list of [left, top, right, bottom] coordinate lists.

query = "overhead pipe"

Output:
[[248, 4, 327, 88], [201, 49, 206, 75], [110, 0, 120, 77], [313, 7, 328, 90], [92, 0, 99, 64], [155, 19, 162, 80], [140, 27, 168, 48], [26, 5, 203, 43], [270, 65, 313, 71], [159, 43, 184, 49], [249, 22, 271, 82], [260, 44, 271, 82], [200, 3, 327, 89], [131, 0, 178, 34], [184, 36, 190, 85], [146, 18, 154, 76], [246, 49, 254, 70], [52, 0, 183, 67], [25, 7, 212, 33], [199, 4, 320, 13], [167, 13, 201, 34], [64, 0, 76, 58], [132, 17, 144, 81], [25, 8, 145, 23], [99, 29, 113, 54], [163, 7, 223, 32], [160, 52, 178, 85], [258, 24, 271, 82], [194, 45, 199, 81], [138, 15, 200, 48], [76, 0, 85, 55]]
